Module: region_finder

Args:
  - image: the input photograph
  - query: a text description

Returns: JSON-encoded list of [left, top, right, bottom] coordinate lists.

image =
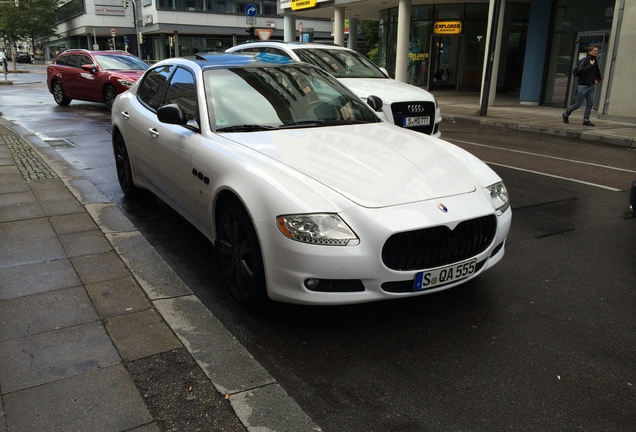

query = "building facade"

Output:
[[43, 0, 635, 122]]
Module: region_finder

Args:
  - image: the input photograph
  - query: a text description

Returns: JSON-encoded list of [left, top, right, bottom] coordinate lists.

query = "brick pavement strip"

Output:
[[2, 133, 57, 180]]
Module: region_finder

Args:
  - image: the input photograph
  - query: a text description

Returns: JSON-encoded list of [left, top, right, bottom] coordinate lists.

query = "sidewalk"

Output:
[[0, 117, 320, 431], [432, 89, 636, 148]]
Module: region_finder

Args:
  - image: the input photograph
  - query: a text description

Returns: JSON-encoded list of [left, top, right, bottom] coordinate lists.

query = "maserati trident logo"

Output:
[[407, 104, 425, 114], [437, 203, 448, 213]]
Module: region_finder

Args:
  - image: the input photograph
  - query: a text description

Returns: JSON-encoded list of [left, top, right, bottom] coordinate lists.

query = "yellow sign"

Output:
[[291, 0, 316, 10], [434, 21, 462, 35]]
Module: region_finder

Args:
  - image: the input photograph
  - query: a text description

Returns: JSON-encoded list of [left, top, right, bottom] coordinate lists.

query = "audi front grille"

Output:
[[391, 101, 436, 135], [381, 215, 497, 271]]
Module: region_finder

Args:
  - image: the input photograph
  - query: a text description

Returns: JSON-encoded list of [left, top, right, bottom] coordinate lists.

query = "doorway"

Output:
[[566, 31, 610, 109], [429, 36, 461, 90]]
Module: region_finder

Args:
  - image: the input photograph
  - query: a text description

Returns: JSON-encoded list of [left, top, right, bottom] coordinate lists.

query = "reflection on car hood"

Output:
[[228, 123, 477, 208], [110, 70, 145, 79], [336, 78, 435, 104]]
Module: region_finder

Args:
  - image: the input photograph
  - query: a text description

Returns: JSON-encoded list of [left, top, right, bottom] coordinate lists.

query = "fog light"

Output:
[[305, 279, 320, 290]]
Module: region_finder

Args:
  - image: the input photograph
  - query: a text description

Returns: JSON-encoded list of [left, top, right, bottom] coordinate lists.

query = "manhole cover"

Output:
[[45, 139, 75, 149]]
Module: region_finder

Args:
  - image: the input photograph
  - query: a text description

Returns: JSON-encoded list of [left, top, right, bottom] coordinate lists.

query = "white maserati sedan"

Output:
[[111, 53, 511, 307]]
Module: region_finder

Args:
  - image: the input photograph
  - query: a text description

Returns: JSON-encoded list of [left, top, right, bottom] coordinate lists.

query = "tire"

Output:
[[52, 81, 71, 106], [216, 201, 267, 307], [113, 132, 141, 198], [103, 85, 118, 111]]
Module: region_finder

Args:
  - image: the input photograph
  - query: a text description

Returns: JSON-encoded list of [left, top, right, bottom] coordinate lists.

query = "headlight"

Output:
[[276, 214, 359, 246], [117, 79, 135, 88], [487, 181, 510, 213]]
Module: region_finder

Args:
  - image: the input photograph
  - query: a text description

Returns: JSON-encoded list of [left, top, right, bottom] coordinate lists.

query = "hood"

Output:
[[111, 70, 145, 81], [336, 77, 435, 104], [227, 123, 477, 208]]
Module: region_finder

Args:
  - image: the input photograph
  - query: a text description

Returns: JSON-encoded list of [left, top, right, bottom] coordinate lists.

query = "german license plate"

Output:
[[413, 259, 477, 291], [403, 116, 430, 127]]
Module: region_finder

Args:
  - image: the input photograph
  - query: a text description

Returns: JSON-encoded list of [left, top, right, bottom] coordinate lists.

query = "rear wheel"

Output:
[[216, 201, 267, 307], [52, 81, 71, 106], [113, 132, 140, 198], [103, 85, 118, 111]]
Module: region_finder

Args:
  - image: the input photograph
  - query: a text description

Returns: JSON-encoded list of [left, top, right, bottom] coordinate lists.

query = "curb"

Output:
[[445, 114, 636, 149]]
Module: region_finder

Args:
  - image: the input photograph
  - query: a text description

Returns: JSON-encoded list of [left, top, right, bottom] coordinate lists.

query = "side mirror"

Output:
[[157, 103, 188, 126], [81, 64, 97, 73], [366, 95, 383, 112]]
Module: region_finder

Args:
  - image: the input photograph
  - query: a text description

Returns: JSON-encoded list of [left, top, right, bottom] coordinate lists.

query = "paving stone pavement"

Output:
[[0, 119, 321, 432]]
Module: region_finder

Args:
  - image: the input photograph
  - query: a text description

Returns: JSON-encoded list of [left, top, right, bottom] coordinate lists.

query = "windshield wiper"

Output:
[[279, 120, 324, 129], [216, 124, 278, 132]]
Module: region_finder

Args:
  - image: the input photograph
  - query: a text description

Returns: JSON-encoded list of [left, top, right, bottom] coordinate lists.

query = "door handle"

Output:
[[149, 128, 159, 137], [121, 111, 130, 120]]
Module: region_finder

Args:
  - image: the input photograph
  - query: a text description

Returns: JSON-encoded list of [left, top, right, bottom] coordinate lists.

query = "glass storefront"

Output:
[[379, 3, 493, 90], [544, 0, 614, 107]]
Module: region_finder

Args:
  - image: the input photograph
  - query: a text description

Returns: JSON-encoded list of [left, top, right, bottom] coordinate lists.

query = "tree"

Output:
[[361, 20, 379, 63], [0, 0, 58, 54]]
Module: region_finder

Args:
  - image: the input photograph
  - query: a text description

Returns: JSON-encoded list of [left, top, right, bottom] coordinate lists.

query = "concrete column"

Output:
[[284, 14, 296, 42], [395, 0, 411, 82], [334, 7, 345, 47], [347, 18, 358, 50]]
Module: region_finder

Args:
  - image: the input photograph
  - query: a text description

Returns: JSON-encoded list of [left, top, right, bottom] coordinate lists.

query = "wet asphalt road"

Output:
[[2, 75, 635, 431]]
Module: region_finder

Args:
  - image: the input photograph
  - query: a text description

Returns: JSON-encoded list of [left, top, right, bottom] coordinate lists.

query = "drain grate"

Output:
[[45, 139, 76, 149]]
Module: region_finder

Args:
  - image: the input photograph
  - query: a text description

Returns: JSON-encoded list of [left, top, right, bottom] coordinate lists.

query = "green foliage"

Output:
[[361, 20, 379, 47], [367, 46, 378, 64], [0, 0, 58, 42]]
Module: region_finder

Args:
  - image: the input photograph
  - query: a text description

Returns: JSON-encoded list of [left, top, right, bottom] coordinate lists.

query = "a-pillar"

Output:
[[333, 7, 345, 47], [395, 0, 411, 82]]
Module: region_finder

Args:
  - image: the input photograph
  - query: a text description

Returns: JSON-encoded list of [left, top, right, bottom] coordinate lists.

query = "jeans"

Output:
[[566, 84, 595, 122]]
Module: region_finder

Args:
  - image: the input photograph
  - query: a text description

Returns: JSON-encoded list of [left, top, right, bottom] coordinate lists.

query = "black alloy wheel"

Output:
[[113, 132, 140, 197], [216, 201, 267, 307], [104, 85, 118, 111], [52, 81, 71, 106]]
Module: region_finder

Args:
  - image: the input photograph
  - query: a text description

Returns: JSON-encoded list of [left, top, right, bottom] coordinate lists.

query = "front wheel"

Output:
[[103, 85, 118, 111], [216, 201, 267, 307], [113, 132, 141, 198], [52, 81, 71, 106]]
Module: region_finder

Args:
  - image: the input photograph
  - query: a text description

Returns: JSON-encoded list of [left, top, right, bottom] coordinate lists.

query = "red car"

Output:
[[47, 49, 149, 110]]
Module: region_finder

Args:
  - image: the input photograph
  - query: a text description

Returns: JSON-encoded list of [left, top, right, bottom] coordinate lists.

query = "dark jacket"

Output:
[[577, 55, 602, 86]]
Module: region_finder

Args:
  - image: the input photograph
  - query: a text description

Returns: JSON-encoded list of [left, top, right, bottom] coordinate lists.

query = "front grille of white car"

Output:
[[390, 101, 436, 135], [381, 215, 497, 271]]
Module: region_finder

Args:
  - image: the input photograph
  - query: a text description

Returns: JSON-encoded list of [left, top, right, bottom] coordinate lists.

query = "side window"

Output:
[[55, 55, 68, 66], [164, 67, 198, 122], [137, 65, 174, 111], [268, 48, 293, 60], [66, 55, 80, 68], [79, 55, 93, 67]]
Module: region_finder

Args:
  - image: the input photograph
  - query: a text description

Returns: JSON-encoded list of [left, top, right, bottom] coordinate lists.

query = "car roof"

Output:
[[230, 41, 352, 52], [57, 49, 135, 56], [153, 52, 299, 71]]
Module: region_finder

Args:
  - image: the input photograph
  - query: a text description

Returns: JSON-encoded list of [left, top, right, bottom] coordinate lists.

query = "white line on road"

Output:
[[449, 139, 636, 174]]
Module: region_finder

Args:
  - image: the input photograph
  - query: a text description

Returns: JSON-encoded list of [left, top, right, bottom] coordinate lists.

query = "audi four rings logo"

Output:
[[407, 104, 425, 113]]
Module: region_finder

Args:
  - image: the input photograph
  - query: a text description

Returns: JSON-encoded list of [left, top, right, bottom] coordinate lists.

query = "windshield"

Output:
[[94, 54, 149, 71], [294, 48, 387, 79], [204, 64, 381, 132]]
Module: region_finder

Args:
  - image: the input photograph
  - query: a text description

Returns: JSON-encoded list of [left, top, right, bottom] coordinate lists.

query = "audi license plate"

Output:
[[413, 259, 477, 291], [403, 116, 430, 127]]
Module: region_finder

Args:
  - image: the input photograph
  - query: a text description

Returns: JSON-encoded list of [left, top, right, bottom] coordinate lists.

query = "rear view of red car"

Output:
[[46, 49, 148, 110]]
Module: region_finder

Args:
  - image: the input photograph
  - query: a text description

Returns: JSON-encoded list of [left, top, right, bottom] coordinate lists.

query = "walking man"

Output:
[[562, 46, 602, 126]]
